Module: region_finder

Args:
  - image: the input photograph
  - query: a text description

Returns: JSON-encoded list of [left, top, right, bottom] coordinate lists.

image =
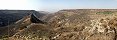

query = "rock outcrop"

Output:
[[30, 13, 45, 24]]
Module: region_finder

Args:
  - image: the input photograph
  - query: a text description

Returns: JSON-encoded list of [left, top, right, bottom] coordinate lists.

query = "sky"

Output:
[[0, 0, 117, 12], [0, 0, 40, 10]]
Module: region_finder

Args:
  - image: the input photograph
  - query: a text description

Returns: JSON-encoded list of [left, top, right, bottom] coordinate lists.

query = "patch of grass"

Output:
[[1, 35, 9, 38], [96, 11, 113, 14], [0, 35, 9, 40]]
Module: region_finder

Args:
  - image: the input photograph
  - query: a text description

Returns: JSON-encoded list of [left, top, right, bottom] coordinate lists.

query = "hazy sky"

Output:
[[0, 0, 117, 12], [0, 0, 40, 10]]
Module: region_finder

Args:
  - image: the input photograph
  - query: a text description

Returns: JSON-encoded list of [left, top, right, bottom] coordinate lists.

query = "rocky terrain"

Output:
[[0, 9, 117, 40]]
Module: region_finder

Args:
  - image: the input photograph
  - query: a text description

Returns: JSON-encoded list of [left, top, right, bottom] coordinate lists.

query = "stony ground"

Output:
[[1, 9, 117, 40]]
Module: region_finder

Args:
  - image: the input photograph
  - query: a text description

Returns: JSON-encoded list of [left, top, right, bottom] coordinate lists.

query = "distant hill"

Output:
[[0, 10, 46, 27]]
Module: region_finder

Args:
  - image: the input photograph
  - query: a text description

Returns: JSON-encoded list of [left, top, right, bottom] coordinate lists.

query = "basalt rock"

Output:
[[30, 13, 45, 24]]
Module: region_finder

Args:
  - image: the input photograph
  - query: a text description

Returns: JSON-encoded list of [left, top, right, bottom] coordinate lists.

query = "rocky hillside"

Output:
[[1, 9, 117, 40], [0, 10, 46, 27]]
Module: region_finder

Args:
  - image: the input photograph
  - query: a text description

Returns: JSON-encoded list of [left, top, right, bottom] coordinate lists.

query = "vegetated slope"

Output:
[[44, 9, 117, 40], [9, 9, 117, 40], [1, 9, 117, 40]]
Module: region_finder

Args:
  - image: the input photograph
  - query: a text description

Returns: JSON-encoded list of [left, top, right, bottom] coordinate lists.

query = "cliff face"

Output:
[[30, 13, 45, 23]]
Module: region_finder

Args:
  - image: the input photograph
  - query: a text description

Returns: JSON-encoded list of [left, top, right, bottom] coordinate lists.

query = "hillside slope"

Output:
[[1, 9, 117, 40]]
